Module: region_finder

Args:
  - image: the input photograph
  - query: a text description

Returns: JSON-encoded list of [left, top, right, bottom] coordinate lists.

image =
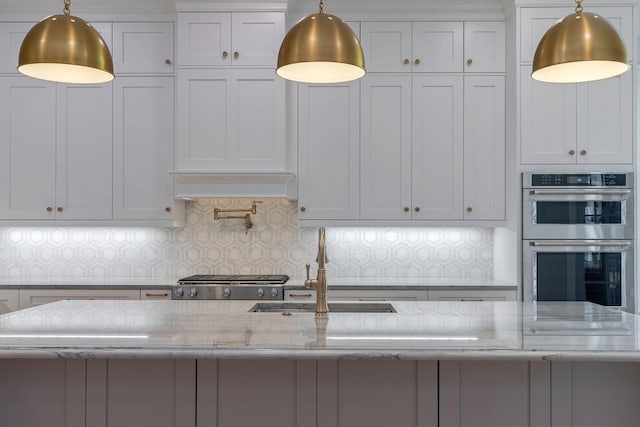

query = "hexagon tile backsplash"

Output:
[[0, 199, 493, 279]]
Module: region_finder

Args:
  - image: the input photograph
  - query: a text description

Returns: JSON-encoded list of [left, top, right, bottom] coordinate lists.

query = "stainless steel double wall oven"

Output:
[[522, 173, 634, 311]]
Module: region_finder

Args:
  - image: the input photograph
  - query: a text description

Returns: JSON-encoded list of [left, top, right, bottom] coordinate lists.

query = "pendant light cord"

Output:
[[63, 0, 71, 15], [574, 0, 583, 14]]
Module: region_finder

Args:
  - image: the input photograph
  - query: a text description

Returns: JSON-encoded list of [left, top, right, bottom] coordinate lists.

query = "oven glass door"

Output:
[[523, 189, 633, 239], [524, 240, 633, 308]]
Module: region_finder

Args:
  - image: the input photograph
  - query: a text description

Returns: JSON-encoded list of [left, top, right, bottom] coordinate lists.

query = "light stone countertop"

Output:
[[0, 300, 636, 361], [0, 277, 516, 290]]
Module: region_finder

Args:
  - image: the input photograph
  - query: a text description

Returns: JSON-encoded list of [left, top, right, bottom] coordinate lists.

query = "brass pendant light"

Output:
[[18, 0, 114, 84], [532, 0, 628, 83], [276, 0, 365, 84]]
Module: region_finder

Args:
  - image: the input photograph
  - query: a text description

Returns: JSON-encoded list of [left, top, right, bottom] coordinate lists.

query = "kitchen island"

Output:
[[0, 300, 638, 427]]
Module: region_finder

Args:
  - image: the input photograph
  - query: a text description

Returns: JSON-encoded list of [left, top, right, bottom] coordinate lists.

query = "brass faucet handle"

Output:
[[250, 200, 263, 214]]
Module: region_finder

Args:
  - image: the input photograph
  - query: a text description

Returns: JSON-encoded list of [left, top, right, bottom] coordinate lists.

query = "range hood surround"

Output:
[[170, 171, 297, 200]]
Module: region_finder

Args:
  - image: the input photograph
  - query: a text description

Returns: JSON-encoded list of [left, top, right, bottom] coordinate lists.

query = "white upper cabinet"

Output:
[[298, 81, 360, 220], [113, 76, 175, 220], [0, 23, 32, 74], [361, 21, 504, 73], [177, 68, 285, 171], [112, 22, 174, 74], [0, 77, 112, 220], [178, 12, 284, 67]]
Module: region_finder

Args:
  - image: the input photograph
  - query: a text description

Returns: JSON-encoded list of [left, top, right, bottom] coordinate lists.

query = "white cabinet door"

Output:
[[178, 12, 283, 67], [360, 22, 412, 73], [298, 81, 360, 220], [428, 289, 516, 301], [577, 71, 632, 164], [0, 76, 56, 219], [520, 65, 577, 165], [113, 77, 175, 220], [56, 83, 113, 220], [412, 22, 463, 73], [463, 21, 505, 72], [0, 23, 33, 73], [177, 68, 285, 171], [412, 75, 463, 220], [18, 289, 141, 309], [360, 74, 412, 220], [112, 22, 174, 74], [463, 76, 505, 221]]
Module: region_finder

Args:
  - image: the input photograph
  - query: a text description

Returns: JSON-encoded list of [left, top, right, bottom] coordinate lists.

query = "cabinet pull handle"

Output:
[[145, 292, 169, 298], [57, 207, 63, 212], [165, 59, 172, 65], [467, 58, 473, 65], [414, 207, 421, 212], [569, 149, 576, 155], [46, 207, 53, 212], [288, 293, 313, 298], [580, 150, 587, 155], [403, 58, 410, 65], [414, 58, 421, 65], [165, 207, 171, 213], [460, 298, 483, 301], [466, 207, 473, 213], [222, 51, 228, 58], [300, 207, 306, 212], [233, 51, 239, 59]]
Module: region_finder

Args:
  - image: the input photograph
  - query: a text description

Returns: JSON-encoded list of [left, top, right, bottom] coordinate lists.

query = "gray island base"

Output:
[[0, 300, 638, 427]]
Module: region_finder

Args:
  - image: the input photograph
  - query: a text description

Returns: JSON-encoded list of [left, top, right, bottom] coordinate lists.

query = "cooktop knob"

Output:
[[256, 288, 265, 298], [189, 288, 198, 298], [223, 288, 231, 298], [174, 287, 184, 297], [271, 288, 279, 298]]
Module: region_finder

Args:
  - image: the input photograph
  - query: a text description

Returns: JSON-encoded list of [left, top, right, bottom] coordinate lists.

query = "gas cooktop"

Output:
[[173, 274, 290, 300], [177, 274, 290, 285]]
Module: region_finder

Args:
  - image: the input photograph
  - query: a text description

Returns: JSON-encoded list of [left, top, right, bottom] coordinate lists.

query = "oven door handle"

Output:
[[529, 241, 632, 247], [528, 189, 631, 196]]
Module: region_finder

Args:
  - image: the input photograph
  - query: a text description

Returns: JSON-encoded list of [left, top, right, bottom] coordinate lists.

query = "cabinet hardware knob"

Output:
[[165, 207, 171, 212], [403, 207, 410, 212], [467, 58, 473, 65], [233, 51, 239, 59], [165, 59, 172, 65], [414, 207, 421, 212], [300, 207, 306, 212], [414, 58, 421, 65], [46, 207, 53, 212], [222, 51, 228, 58], [569, 149, 575, 155], [580, 150, 587, 155], [57, 207, 63, 212], [467, 207, 473, 213], [403, 58, 410, 65]]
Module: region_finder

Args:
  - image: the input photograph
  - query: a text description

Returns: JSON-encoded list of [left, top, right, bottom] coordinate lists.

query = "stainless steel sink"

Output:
[[249, 302, 396, 313]]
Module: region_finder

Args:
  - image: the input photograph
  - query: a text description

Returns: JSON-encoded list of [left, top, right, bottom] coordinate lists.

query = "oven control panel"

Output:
[[529, 173, 629, 187]]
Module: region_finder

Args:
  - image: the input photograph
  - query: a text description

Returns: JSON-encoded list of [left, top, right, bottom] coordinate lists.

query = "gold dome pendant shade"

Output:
[[18, 0, 114, 84], [276, 0, 365, 84], [532, 0, 628, 83]]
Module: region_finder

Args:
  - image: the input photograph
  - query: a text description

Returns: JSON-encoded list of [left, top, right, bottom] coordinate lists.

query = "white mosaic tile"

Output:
[[0, 198, 493, 279]]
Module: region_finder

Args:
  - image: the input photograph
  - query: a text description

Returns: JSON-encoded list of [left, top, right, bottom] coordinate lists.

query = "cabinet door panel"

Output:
[[231, 12, 284, 67], [298, 82, 359, 220], [0, 77, 56, 219], [56, 83, 113, 220], [112, 22, 174, 74], [463, 21, 505, 72], [178, 12, 232, 66], [463, 76, 505, 220], [360, 75, 412, 220], [520, 66, 576, 164], [360, 22, 412, 73], [113, 77, 175, 220], [0, 23, 33, 73], [412, 75, 463, 220], [412, 22, 463, 72], [577, 70, 632, 164]]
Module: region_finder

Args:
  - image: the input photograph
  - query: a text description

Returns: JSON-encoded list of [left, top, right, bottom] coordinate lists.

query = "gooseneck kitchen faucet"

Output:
[[305, 227, 329, 316]]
